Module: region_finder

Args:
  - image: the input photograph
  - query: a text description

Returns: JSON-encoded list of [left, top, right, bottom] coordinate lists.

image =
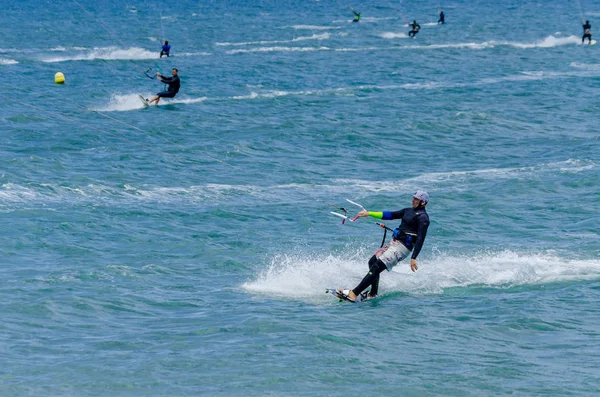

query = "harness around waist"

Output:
[[392, 229, 417, 249]]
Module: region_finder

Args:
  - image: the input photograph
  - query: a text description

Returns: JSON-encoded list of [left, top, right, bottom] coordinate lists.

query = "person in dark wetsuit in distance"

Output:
[[337, 191, 431, 302], [408, 20, 421, 37], [160, 41, 171, 57], [146, 68, 180, 105], [582, 20, 592, 44], [352, 9, 361, 22], [438, 10, 445, 24]]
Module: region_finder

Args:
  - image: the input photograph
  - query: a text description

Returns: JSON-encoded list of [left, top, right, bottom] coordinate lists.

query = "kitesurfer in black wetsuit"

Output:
[[408, 20, 421, 38], [438, 10, 445, 24], [147, 68, 180, 105], [338, 191, 431, 302], [582, 20, 592, 44], [352, 10, 361, 22]]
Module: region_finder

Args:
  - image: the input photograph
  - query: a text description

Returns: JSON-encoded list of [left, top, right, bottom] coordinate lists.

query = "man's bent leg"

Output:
[[352, 259, 387, 296]]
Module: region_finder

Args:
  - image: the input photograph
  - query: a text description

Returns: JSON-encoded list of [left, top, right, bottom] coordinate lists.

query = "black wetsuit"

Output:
[[583, 22, 592, 43], [438, 12, 445, 24], [352, 206, 430, 297], [408, 22, 421, 37], [157, 74, 180, 98], [353, 11, 360, 22]]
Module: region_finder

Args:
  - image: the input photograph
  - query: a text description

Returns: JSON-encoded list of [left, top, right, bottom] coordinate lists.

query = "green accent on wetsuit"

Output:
[[368, 211, 383, 219]]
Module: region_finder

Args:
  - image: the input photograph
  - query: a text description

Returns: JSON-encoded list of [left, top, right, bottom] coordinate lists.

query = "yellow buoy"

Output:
[[54, 72, 65, 84]]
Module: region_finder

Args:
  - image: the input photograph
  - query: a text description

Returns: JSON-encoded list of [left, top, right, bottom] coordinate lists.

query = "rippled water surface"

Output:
[[1, 0, 600, 396]]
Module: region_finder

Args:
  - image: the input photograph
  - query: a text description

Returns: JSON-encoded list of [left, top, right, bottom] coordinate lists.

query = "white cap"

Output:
[[413, 190, 430, 203]]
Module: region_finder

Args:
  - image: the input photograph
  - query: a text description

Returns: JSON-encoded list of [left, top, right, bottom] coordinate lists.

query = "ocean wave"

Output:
[[1, 160, 594, 207], [332, 160, 596, 192]]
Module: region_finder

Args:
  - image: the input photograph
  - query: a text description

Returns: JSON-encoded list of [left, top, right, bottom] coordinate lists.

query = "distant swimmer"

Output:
[[438, 10, 445, 24], [352, 9, 361, 22], [408, 20, 421, 38], [336, 191, 431, 302], [146, 68, 180, 105], [582, 20, 592, 44], [160, 41, 171, 57]]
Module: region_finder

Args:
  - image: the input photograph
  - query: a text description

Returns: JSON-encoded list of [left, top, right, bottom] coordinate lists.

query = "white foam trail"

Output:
[[232, 92, 260, 100], [93, 93, 150, 112], [361, 16, 397, 22], [570, 62, 600, 70], [41, 47, 159, 62], [216, 33, 332, 47], [0, 58, 18, 65], [406, 42, 490, 50], [380, 32, 408, 39], [232, 87, 353, 100], [228, 66, 600, 100], [167, 96, 208, 105], [332, 160, 596, 193], [490, 35, 581, 49], [226, 46, 331, 54], [223, 36, 580, 55], [177, 51, 212, 56], [242, 249, 600, 300], [92, 93, 208, 112], [283, 25, 341, 30], [335, 46, 383, 52]]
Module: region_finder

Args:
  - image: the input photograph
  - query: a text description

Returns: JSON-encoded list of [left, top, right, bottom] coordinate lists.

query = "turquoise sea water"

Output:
[[2, 0, 600, 395]]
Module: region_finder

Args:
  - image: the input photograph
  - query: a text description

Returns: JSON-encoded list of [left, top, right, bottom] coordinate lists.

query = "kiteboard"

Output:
[[326, 288, 373, 303], [138, 94, 150, 108], [591, 40, 597, 45]]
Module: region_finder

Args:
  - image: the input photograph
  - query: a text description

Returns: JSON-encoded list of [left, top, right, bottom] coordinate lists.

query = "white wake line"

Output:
[[216, 33, 334, 47], [242, 249, 600, 299], [225, 35, 583, 54], [39, 47, 210, 63], [224, 69, 600, 101]]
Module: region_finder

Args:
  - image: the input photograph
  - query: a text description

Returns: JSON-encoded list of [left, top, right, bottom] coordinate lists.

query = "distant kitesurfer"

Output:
[[408, 20, 421, 38], [146, 68, 180, 105], [337, 191, 430, 302], [352, 9, 361, 23], [160, 40, 171, 57], [582, 20, 592, 44], [438, 10, 445, 24]]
